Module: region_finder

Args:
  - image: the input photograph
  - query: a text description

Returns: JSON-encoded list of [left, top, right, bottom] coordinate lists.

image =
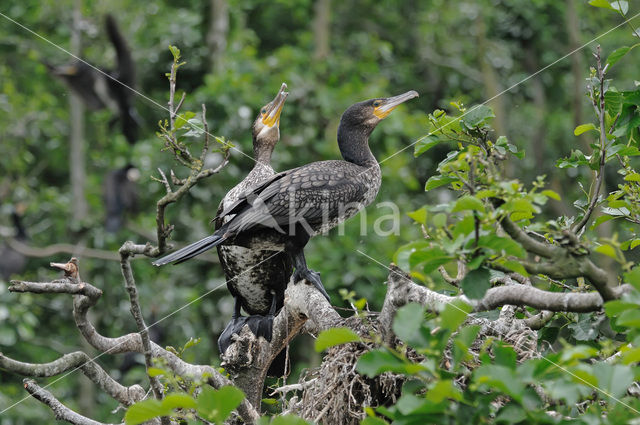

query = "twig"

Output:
[[573, 46, 607, 235], [118, 245, 166, 412], [5, 238, 122, 261]]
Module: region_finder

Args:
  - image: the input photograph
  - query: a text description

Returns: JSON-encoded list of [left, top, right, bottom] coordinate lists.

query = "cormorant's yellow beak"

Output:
[[56, 64, 79, 76], [262, 82, 289, 127], [373, 90, 419, 119]]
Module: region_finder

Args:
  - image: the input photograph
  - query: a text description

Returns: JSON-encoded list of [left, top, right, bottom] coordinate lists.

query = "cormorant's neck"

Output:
[[11, 213, 27, 239], [253, 139, 274, 166], [337, 123, 377, 167]]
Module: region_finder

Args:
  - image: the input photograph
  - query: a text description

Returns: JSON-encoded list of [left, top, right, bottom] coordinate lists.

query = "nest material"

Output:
[[286, 316, 404, 425], [284, 310, 541, 424]]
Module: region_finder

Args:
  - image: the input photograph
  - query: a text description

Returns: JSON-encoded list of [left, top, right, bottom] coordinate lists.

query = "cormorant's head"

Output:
[[252, 83, 288, 149], [341, 90, 419, 130]]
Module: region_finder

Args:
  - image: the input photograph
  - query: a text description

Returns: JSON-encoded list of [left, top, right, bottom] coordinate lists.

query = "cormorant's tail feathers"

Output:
[[152, 234, 225, 266]]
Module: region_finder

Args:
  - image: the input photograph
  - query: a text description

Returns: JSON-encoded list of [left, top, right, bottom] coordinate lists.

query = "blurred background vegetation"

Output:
[[0, 0, 638, 422]]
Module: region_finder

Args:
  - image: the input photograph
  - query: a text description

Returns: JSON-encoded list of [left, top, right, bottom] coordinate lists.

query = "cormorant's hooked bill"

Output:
[[261, 82, 288, 128], [373, 91, 420, 119]]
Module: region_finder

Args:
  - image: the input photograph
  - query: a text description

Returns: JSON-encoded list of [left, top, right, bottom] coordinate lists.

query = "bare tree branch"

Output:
[[119, 245, 165, 407], [0, 352, 144, 406], [573, 45, 608, 235], [22, 379, 122, 425]]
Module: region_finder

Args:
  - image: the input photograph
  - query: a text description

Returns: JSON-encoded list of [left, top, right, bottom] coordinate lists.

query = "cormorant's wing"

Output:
[[217, 170, 292, 220], [224, 161, 370, 235]]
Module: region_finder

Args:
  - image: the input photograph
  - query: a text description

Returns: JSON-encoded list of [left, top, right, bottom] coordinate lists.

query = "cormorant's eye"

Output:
[[261, 108, 267, 114], [373, 100, 382, 108]]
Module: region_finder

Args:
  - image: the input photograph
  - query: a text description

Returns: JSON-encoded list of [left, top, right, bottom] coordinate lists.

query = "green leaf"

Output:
[[425, 175, 458, 191], [473, 364, 524, 402], [591, 214, 617, 229], [604, 300, 638, 317], [315, 327, 361, 352], [270, 414, 313, 425], [184, 337, 202, 350], [574, 123, 598, 136], [452, 195, 485, 213], [461, 105, 494, 128], [607, 44, 640, 67], [593, 363, 634, 400], [407, 207, 427, 225], [196, 386, 245, 423], [426, 379, 463, 403], [477, 235, 525, 258], [594, 244, 617, 259], [540, 189, 561, 201], [617, 309, 640, 328], [588, 0, 614, 10], [414, 135, 440, 156], [147, 367, 166, 377], [610, 0, 629, 15], [624, 266, 640, 289], [125, 399, 169, 425], [439, 299, 473, 331], [432, 212, 447, 228], [357, 349, 423, 377], [393, 303, 426, 345], [168, 45, 181, 60], [175, 111, 196, 129], [624, 172, 640, 182], [460, 267, 491, 299], [162, 393, 197, 410], [361, 417, 389, 425]]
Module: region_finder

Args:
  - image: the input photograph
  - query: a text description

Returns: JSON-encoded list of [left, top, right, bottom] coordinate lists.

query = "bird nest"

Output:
[[284, 316, 407, 425]]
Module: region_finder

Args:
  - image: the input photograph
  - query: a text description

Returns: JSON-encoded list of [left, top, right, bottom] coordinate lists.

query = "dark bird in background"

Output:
[[0, 205, 28, 281], [46, 14, 141, 144], [215, 83, 291, 357], [153, 90, 418, 308], [103, 164, 140, 233]]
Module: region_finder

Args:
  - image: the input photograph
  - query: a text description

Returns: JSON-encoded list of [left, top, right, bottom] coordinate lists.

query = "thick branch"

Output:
[[473, 284, 630, 312], [22, 379, 121, 425], [498, 215, 559, 258], [379, 264, 630, 343], [9, 278, 102, 297], [0, 352, 144, 406], [222, 279, 343, 408]]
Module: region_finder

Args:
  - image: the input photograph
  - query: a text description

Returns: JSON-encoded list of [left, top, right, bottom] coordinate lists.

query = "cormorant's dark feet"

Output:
[[218, 294, 277, 354], [293, 268, 331, 302]]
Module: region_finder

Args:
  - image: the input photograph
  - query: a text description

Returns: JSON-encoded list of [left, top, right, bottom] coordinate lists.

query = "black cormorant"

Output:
[[215, 83, 292, 356], [153, 90, 418, 306], [0, 206, 28, 281], [103, 164, 140, 232], [46, 14, 140, 144]]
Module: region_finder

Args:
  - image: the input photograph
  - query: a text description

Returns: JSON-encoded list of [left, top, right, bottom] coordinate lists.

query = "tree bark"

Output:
[[206, 0, 229, 73], [313, 0, 331, 61]]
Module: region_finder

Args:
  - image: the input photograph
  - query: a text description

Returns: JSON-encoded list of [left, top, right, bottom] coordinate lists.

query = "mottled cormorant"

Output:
[[215, 83, 292, 356], [46, 14, 141, 144], [103, 164, 140, 232], [153, 90, 418, 301]]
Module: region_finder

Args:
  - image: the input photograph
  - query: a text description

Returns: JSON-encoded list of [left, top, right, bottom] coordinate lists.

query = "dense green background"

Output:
[[1, 0, 638, 422]]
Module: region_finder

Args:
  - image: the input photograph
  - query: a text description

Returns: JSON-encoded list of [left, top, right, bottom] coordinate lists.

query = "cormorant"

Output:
[[215, 83, 292, 356], [0, 206, 28, 281], [153, 90, 418, 302], [46, 14, 141, 144], [103, 164, 140, 232]]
